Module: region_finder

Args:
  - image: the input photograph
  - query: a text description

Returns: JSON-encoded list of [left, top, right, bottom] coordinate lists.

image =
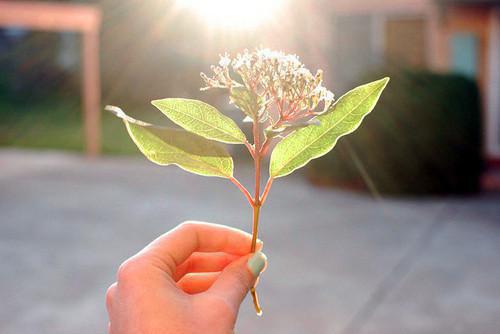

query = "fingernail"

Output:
[[247, 251, 267, 277]]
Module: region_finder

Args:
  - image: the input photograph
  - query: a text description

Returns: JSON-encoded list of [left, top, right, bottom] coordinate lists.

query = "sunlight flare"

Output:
[[177, 0, 285, 29]]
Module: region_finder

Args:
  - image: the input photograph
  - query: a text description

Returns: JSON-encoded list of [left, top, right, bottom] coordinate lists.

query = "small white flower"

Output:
[[324, 90, 334, 102], [296, 67, 312, 78], [219, 53, 231, 67]]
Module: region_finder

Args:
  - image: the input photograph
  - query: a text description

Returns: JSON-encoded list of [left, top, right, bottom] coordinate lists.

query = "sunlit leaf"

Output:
[[151, 98, 246, 144], [230, 86, 265, 121], [269, 77, 389, 178], [106, 106, 234, 178]]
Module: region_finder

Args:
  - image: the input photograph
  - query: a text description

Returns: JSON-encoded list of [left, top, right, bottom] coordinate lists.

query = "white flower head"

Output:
[[201, 48, 335, 127]]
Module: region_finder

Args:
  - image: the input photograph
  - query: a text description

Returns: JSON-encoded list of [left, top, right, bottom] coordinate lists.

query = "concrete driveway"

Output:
[[1, 150, 499, 334]]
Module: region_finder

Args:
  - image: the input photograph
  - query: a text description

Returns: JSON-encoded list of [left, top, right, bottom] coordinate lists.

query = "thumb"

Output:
[[208, 251, 267, 313]]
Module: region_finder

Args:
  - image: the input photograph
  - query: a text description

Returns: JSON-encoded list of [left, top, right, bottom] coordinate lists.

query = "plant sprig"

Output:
[[106, 48, 389, 316]]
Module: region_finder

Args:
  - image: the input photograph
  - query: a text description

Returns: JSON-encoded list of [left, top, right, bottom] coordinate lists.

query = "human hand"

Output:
[[106, 221, 267, 334]]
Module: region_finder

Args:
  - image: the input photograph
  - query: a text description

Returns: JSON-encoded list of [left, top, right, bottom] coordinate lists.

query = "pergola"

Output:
[[0, 1, 102, 157]]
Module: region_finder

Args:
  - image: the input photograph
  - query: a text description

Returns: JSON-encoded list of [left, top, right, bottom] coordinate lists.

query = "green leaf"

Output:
[[230, 86, 265, 121], [151, 98, 246, 144], [270, 77, 389, 178], [105, 106, 234, 178]]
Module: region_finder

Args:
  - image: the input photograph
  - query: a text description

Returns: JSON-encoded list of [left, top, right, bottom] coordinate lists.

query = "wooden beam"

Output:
[[0, 1, 100, 32], [0, 1, 102, 157]]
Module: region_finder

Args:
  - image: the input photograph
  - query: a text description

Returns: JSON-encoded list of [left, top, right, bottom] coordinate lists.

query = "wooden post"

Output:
[[82, 30, 101, 157]]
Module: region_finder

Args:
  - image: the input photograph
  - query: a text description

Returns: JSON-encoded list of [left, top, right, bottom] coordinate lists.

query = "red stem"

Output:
[[244, 140, 256, 159], [229, 177, 254, 206], [253, 114, 262, 204], [259, 138, 271, 156], [260, 177, 274, 205]]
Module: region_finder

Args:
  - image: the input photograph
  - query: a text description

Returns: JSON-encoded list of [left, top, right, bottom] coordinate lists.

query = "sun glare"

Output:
[[177, 0, 285, 29]]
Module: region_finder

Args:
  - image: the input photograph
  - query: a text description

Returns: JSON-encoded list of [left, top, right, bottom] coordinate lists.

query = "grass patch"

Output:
[[0, 98, 171, 155]]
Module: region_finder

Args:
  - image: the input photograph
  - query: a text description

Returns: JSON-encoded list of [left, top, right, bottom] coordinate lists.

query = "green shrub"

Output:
[[307, 69, 483, 195]]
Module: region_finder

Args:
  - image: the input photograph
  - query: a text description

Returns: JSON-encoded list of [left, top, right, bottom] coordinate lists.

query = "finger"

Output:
[[136, 221, 263, 276], [208, 252, 267, 315], [177, 272, 220, 294], [105, 282, 118, 314], [173, 252, 240, 281]]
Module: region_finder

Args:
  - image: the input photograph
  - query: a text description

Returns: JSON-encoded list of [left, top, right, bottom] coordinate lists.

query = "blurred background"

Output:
[[1, 0, 499, 333]]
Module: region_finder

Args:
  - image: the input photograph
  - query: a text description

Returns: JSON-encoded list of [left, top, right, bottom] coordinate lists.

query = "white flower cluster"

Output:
[[201, 49, 334, 130]]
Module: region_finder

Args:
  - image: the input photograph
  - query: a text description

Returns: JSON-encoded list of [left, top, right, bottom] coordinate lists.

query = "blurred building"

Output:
[[327, 0, 500, 166]]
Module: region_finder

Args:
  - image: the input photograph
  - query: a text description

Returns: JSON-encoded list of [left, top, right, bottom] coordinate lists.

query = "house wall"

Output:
[[326, 0, 438, 91], [331, 0, 441, 68]]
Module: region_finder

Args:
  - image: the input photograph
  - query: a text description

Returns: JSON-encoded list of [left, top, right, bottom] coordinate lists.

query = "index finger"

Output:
[[136, 221, 261, 276]]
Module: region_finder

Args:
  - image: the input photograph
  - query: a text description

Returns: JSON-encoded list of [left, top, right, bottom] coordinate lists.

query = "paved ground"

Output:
[[1, 149, 499, 334]]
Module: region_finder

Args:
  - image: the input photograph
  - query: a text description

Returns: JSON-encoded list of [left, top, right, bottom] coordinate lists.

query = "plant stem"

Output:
[[260, 177, 274, 205], [229, 177, 253, 206], [250, 204, 262, 315], [250, 205, 260, 253], [244, 140, 256, 159], [250, 111, 263, 315]]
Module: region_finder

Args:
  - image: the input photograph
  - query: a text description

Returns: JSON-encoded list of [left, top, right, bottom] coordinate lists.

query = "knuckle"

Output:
[[179, 220, 196, 232], [116, 257, 143, 283]]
